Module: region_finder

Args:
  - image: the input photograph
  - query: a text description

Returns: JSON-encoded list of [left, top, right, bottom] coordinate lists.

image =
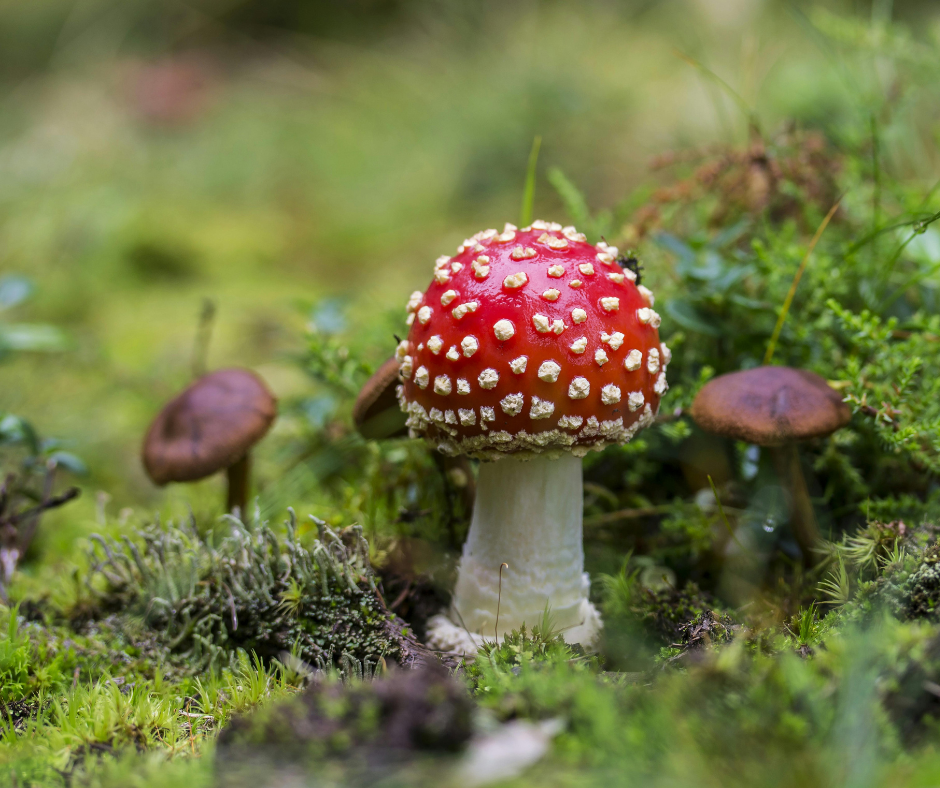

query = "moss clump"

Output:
[[80, 511, 404, 672], [216, 664, 473, 786], [633, 581, 735, 648], [896, 544, 940, 622]]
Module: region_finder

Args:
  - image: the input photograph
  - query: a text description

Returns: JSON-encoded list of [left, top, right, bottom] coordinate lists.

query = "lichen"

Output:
[[80, 510, 404, 672]]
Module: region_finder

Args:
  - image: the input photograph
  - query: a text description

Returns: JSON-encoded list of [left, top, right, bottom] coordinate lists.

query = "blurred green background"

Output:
[[1, 0, 938, 529]]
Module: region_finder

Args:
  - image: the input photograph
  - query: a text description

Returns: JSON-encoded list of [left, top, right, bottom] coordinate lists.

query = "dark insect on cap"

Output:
[[617, 255, 643, 287]]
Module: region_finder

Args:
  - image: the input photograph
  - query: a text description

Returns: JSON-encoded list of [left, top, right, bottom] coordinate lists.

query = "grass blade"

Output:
[[764, 197, 842, 365], [520, 136, 541, 227]]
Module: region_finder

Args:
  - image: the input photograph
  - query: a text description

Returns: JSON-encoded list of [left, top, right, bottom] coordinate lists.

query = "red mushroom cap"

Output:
[[396, 221, 668, 459]]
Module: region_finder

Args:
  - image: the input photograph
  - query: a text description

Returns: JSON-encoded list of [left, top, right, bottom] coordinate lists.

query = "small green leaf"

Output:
[[547, 167, 591, 233], [0, 324, 69, 352], [664, 300, 723, 336], [0, 276, 32, 311]]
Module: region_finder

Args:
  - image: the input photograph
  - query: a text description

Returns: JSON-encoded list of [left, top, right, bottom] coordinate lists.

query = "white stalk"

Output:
[[426, 453, 601, 653]]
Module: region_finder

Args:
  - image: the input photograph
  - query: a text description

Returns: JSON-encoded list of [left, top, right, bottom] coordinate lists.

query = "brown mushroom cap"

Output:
[[142, 368, 277, 485], [352, 357, 408, 440], [690, 366, 850, 446]]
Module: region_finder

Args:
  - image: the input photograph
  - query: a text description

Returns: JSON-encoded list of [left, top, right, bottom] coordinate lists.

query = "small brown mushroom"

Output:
[[352, 356, 476, 538], [690, 366, 850, 562], [142, 368, 277, 514], [352, 357, 408, 440]]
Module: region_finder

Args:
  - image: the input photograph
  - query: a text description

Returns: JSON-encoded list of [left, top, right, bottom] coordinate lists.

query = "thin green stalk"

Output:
[[520, 136, 541, 227], [871, 114, 881, 268], [764, 197, 842, 365], [708, 475, 747, 551], [877, 209, 940, 310], [674, 50, 761, 137]]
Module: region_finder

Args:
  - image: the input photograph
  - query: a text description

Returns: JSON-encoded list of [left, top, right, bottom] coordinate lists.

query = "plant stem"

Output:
[[227, 453, 251, 516]]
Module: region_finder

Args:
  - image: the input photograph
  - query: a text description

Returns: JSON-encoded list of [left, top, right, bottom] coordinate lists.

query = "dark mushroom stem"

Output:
[[768, 443, 820, 564], [226, 454, 251, 516]]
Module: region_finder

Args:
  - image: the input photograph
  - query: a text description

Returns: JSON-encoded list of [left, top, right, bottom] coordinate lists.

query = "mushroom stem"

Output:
[[444, 454, 600, 646], [226, 453, 251, 516], [768, 443, 820, 564]]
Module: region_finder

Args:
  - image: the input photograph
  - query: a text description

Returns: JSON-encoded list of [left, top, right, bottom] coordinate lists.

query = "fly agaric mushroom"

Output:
[[690, 366, 850, 562], [395, 221, 668, 652], [142, 368, 277, 515]]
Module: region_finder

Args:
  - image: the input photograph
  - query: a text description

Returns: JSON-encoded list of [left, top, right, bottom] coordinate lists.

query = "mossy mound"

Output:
[[216, 664, 473, 787], [78, 512, 411, 672]]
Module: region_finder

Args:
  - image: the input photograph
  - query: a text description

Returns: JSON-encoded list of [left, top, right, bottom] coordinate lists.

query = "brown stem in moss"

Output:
[[227, 453, 251, 516], [769, 443, 820, 565]]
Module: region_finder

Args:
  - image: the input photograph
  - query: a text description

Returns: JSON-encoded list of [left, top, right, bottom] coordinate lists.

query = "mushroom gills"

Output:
[[426, 454, 601, 652]]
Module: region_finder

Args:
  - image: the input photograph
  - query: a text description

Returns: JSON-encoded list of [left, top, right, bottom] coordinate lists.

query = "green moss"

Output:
[[78, 511, 403, 673]]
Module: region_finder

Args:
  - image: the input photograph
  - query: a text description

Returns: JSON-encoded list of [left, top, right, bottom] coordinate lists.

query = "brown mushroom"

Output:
[[353, 357, 408, 440], [690, 366, 850, 562], [352, 357, 476, 526], [142, 368, 277, 514]]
